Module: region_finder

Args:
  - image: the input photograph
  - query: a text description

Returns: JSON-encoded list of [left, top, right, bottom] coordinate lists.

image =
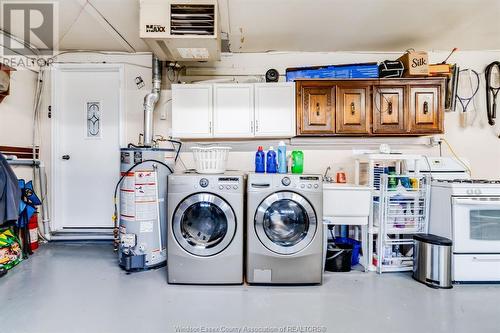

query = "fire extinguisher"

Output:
[[28, 214, 39, 251]]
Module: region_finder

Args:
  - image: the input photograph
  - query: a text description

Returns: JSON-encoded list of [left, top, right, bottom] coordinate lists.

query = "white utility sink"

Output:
[[323, 183, 373, 225]]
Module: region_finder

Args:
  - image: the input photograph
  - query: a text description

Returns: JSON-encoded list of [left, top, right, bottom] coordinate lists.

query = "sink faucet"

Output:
[[323, 166, 332, 182]]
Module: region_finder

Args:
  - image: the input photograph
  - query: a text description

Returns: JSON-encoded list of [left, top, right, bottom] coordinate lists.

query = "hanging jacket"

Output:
[[0, 153, 21, 226]]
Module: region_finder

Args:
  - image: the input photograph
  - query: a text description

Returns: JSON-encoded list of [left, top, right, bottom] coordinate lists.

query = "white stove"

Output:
[[430, 176, 500, 283]]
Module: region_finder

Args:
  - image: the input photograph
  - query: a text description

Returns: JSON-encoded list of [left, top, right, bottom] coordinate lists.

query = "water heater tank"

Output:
[[118, 147, 175, 270]]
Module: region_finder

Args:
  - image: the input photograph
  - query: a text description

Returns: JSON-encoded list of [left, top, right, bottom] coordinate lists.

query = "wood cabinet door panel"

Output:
[[373, 87, 405, 134], [409, 86, 442, 133], [336, 87, 369, 134], [298, 84, 335, 134]]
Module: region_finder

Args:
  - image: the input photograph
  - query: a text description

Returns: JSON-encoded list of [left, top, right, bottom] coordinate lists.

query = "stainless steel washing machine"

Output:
[[246, 173, 323, 284], [167, 172, 244, 284]]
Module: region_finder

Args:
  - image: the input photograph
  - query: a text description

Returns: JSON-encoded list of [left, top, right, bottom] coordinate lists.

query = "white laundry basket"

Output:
[[191, 146, 232, 174]]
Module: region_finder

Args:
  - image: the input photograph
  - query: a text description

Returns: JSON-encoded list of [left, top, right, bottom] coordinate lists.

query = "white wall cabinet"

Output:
[[172, 82, 295, 139], [254, 82, 295, 137], [213, 84, 254, 138], [172, 84, 213, 138]]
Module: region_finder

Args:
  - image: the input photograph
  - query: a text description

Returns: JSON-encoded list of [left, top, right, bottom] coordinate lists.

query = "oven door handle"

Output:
[[453, 198, 500, 206]]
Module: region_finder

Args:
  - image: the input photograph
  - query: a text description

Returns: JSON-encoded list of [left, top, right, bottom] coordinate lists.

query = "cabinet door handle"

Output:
[[387, 101, 393, 115], [423, 101, 429, 114], [350, 102, 356, 115], [255, 120, 259, 132], [250, 120, 254, 132], [316, 102, 320, 116], [209, 121, 212, 133]]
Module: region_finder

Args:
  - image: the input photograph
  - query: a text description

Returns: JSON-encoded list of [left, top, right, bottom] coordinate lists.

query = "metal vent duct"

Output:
[[170, 4, 215, 36]]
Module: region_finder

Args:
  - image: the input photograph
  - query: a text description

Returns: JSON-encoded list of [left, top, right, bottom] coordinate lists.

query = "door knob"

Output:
[[62, 155, 70, 160]]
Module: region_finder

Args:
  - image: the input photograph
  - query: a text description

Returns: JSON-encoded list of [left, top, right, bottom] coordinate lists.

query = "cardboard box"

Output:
[[398, 51, 429, 76]]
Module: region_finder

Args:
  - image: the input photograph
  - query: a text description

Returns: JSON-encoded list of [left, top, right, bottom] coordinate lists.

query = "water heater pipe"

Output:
[[143, 55, 162, 147]]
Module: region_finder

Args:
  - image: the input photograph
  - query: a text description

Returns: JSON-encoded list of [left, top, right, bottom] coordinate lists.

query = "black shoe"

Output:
[[0, 267, 7, 278]]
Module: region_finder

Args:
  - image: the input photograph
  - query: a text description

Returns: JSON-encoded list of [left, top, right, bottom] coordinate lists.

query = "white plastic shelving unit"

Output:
[[354, 154, 426, 272], [374, 174, 431, 273]]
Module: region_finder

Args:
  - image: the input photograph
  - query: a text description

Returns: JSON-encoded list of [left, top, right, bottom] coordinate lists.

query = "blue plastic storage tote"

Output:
[[333, 237, 361, 266]]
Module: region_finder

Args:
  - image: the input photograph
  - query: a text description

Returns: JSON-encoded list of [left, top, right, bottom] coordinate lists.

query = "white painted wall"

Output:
[[0, 66, 39, 181]]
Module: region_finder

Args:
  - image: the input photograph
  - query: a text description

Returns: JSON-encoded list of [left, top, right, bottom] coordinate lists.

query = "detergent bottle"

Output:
[[277, 141, 287, 174], [255, 146, 265, 173], [291, 150, 304, 174], [266, 146, 277, 173]]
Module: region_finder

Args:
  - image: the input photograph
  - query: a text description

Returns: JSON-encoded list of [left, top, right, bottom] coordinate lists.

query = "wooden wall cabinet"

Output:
[[409, 86, 442, 133], [372, 86, 405, 134], [336, 86, 370, 134], [296, 78, 445, 136], [296, 82, 335, 135]]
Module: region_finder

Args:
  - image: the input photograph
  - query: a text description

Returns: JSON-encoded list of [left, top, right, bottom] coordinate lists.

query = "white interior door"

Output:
[[213, 84, 254, 138], [52, 65, 123, 232], [254, 82, 296, 137]]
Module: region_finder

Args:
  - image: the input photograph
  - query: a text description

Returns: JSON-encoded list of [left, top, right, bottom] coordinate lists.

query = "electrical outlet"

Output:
[[430, 136, 442, 146]]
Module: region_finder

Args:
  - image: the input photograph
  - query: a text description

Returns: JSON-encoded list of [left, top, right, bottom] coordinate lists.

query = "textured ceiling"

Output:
[[1, 0, 499, 54]]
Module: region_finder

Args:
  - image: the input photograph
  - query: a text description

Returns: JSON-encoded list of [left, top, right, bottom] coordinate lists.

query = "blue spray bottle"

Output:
[[277, 141, 287, 173]]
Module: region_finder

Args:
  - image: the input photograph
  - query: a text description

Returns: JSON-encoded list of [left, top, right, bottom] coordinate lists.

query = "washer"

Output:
[[246, 173, 323, 284], [167, 172, 245, 284]]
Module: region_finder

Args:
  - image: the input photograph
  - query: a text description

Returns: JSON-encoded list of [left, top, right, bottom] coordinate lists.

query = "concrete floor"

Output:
[[1, 243, 500, 333]]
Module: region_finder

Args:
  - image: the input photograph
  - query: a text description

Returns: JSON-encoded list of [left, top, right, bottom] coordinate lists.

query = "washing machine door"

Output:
[[172, 193, 236, 257], [255, 191, 317, 255]]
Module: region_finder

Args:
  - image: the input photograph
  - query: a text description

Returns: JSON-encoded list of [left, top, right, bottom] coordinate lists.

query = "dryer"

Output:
[[167, 172, 244, 284], [246, 173, 323, 284]]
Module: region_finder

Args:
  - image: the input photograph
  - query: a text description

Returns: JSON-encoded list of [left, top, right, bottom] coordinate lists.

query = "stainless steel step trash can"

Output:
[[413, 234, 452, 289]]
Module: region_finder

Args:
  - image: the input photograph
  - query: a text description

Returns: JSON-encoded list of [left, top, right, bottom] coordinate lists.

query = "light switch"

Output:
[[160, 107, 167, 120]]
